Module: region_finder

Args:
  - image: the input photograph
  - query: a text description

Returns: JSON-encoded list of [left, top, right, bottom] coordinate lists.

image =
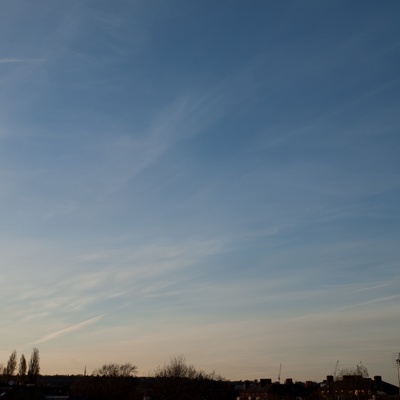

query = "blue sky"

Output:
[[0, 0, 399, 384]]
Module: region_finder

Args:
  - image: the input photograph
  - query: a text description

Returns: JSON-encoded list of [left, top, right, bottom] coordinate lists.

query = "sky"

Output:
[[0, 0, 399, 385]]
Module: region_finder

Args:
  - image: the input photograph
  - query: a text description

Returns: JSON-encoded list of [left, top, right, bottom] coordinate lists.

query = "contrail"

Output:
[[33, 315, 103, 344]]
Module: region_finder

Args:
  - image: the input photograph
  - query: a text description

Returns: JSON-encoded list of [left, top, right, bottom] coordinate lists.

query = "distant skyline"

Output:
[[0, 0, 399, 386]]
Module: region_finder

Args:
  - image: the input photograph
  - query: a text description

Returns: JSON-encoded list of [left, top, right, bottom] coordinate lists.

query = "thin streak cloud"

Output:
[[33, 315, 103, 345], [0, 58, 43, 63]]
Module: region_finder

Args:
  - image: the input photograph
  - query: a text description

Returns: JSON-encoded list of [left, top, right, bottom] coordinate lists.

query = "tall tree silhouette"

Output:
[[27, 348, 40, 383], [5, 350, 17, 377], [18, 354, 27, 384]]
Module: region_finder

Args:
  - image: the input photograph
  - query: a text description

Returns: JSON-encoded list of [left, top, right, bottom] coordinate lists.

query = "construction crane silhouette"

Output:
[[333, 361, 339, 380]]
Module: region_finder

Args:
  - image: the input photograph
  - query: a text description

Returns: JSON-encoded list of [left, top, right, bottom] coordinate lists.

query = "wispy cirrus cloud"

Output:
[[32, 315, 103, 345], [0, 58, 44, 63]]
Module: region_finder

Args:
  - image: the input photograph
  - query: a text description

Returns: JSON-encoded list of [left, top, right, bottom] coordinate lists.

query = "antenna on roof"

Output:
[[278, 364, 282, 384]]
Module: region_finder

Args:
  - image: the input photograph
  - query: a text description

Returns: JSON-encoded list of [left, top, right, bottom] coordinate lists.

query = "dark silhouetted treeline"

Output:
[[70, 375, 235, 400], [71, 356, 235, 400]]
